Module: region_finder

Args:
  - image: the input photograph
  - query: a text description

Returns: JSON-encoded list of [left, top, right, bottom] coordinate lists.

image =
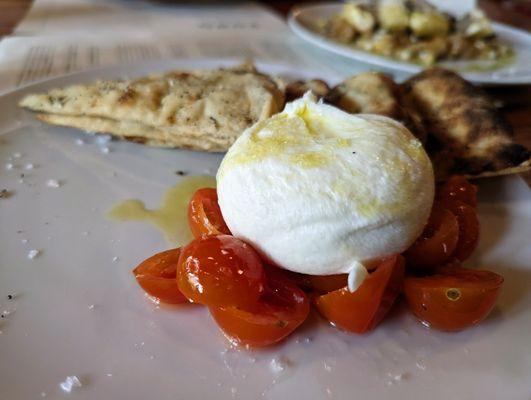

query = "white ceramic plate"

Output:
[[1, 59, 530, 400], [288, 2, 531, 84]]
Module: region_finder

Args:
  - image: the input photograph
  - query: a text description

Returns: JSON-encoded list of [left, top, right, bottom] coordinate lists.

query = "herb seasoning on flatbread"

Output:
[[19, 64, 285, 152]]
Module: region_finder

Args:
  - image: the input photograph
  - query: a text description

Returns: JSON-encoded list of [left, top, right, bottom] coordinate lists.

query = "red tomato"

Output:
[[438, 176, 477, 207], [442, 200, 480, 261], [133, 248, 188, 304], [209, 272, 310, 348], [314, 255, 405, 334], [404, 206, 459, 270], [188, 188, 231, 239], [404, 266, 504, 331], [177, 235, 266, 307]]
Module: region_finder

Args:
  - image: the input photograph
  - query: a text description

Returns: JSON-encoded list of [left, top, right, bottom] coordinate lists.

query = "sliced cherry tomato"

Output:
[[188, 188, 231, 239], [314, 255, 405, 334], [404, 206, 459, 270], [177, 235, 266, 307], [133, 248, 188, 304], [442, 200, 479, 261], [404, 266, 504, 331], [438, 176, 477, 208], [209, 272, 310, 348]]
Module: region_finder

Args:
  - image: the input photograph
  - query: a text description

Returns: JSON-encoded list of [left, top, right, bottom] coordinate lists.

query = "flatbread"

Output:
[[20, 64, 285, 152], [37, 114, 228, 151], [402, 68, 531, 180], [285, 79, 330, 102]]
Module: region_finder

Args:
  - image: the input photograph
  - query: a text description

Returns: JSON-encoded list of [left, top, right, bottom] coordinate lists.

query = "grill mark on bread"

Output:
[[118, 87, 137, 104], [402, 67, 530, 178], [326, 72, 427, 143]]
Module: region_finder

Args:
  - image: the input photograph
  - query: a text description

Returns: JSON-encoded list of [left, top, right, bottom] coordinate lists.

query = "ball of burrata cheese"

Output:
[[216, 93, 434, 290]]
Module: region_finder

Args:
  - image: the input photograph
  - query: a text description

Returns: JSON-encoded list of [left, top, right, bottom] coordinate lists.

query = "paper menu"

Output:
[[0, 0, 388, 94], [13, 0, 289, 38]]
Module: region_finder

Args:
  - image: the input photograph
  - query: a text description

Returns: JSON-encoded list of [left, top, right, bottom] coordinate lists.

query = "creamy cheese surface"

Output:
[[217, 94, 434, 283]]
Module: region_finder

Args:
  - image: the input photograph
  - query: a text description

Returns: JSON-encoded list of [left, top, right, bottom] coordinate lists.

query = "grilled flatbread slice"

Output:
[[19, 64, 285, 152], [402, 68, 531, 180], [285, 79, 330, 102], [37, 114, 228, 150], [325, 72, 427, 143]]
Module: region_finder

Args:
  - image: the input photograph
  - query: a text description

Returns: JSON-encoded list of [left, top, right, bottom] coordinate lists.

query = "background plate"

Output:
[[288, 2, 531, 85], [0, 59, 530, 400]]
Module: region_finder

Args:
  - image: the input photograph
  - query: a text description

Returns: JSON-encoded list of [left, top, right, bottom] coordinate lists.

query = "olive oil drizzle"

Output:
[[107, 175, 216, 245]]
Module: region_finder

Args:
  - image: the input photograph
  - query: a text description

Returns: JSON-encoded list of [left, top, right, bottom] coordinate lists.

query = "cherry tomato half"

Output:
[[442, 200, 479, 261], [177, 235, 266, 307], [404, 206, 459, 270], [438, 176, 477, 208], [188, 188, 231, 239], [133, 248, 188, 304], [209, 272, 310, 348], [314, 255, 405, 334], [404, 266, 504, 331]]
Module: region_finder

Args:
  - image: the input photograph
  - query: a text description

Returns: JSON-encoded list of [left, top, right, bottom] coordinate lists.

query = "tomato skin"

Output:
[[188, 188, 231, 239], [177, 235, 266, 308], [133, 248, 188, 304], [438, 176, 477, 208], [209, 273, 310, 348], [314, 255, 405, 334], [404, 266, 504, 331], [405, 206, 459, 270], [442, 200, 479, 261]]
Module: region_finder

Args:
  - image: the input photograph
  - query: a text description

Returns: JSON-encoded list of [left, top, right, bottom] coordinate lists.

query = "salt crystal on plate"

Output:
[[59, 375, 82, 393], [416, 360, 427, 371], [270, 357, 290, 374], [27, 249, 41, 259], [387, 372, 409, 382], [96, 135, 112, 145], [112, 256, 119, 262], [46, 179, 60, 188], [24, 163, 34, 170], [12, 152, 22, 159], [21, 239, 28, 244], [75, 139, 85, 146], [5, 163, 14, 170], [100, 146, 110, 154]]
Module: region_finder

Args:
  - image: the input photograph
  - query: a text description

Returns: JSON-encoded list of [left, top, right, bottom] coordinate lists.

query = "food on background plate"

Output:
[[18, 64, 285, 152], [129, 94, 503, 347], [321, 0, 513, 67]]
